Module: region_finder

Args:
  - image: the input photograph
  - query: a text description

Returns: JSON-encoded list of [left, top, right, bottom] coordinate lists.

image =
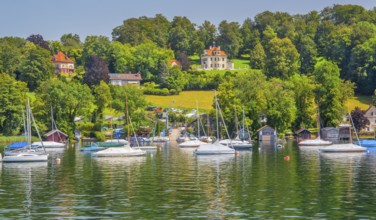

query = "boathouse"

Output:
[[320, 127, 339, 142], [257, 125, 277, 141], [43, 129, 68, 143], [295, 128, 312, 139]]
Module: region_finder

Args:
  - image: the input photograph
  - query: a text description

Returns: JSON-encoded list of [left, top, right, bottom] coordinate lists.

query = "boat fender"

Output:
[[55, 157, 61, 164]]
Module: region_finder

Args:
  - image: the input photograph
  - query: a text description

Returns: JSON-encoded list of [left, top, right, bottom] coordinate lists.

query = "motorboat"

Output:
[[194, 142, 236, 155], [92, 145, 146, 157], [299, 137, 332, 146], [2, 153, 48, 162]]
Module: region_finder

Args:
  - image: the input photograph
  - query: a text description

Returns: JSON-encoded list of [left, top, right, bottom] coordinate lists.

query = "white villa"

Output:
[[201, 45, 234, 70], [364, 105, 376, 131]]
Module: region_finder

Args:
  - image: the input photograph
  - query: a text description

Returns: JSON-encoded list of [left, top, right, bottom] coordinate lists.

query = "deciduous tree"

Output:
[[83, 55, 110, 88]]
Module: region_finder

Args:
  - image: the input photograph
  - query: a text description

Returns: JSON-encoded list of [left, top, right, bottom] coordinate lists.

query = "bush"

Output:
[[94, 131, 106, 141]]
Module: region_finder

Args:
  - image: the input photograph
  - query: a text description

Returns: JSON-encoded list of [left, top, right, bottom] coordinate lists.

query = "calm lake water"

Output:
[[1, 140, 376, 219]]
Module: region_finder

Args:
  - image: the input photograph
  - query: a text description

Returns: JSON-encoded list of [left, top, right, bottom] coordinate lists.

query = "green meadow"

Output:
[[145, 91, 214, 111]]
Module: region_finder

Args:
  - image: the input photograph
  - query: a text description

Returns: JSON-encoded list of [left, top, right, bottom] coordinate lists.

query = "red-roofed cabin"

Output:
[[51, 51, 75, 74], [43, 129, 68, 143]]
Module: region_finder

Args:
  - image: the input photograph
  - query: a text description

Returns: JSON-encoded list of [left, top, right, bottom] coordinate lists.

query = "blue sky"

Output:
[[0, 0, 374, 41]]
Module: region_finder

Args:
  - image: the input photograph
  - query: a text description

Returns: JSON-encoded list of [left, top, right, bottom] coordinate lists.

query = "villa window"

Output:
[[222, 58, 224, 61], [222, 64, 224, 68]]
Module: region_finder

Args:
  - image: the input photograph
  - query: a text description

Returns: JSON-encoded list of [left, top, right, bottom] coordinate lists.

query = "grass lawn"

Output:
[[145, 91, 214, 111], [345, 95, 372, 111]]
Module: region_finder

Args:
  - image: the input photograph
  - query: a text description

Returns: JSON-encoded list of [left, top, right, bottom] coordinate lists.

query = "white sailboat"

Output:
[[93, 96, 146, 157], [219, 106, 252, 150], [299, 106, 332, 146], [195, 91, 235, 155], [179, 101, 206, 148], [320, 113, 366, 153], [3, 100, 48, 162]]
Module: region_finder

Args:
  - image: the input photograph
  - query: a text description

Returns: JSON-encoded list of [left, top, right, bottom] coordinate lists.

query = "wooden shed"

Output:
[[43, 129, 68, 143], [257, 125, 277, 141], [320, 127, 339, 142], [339, 125, 351, 141], [295, 128, 312, 140]]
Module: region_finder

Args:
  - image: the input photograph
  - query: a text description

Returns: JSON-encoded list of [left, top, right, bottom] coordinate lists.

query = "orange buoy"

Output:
[[284, 155, 290, 161]]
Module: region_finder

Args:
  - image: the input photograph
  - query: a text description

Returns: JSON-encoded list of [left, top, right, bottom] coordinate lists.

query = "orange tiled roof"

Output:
[[205, 46, 227, 56], [51, 51, 74, 63], [168, 59, 182, 67]]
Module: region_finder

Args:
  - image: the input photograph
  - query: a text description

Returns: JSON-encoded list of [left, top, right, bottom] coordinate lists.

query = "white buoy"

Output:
[[55, 157, 61, 164]]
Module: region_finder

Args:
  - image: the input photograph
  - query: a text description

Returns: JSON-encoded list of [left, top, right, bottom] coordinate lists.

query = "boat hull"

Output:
[[194, 143, 236, 155], [92, 147, 146, 157], [319, 144, 367, 153], [2, 153, 48, 162]]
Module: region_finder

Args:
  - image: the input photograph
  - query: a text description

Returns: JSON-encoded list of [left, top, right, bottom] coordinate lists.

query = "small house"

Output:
[[43, 129, 68, 143], [320, 127, 339, 142], [168, 59, 182, 69], [295, 128, 311, 140], [109, 73, 142, 87], [51, 51, 75, 74], [257, 125, 277, 141], [364, 105, 376, 131]]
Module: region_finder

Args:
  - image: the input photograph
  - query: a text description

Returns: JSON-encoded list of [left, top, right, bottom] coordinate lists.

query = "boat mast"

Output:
[[196, 100, 200, 138], [215, 90, 219, 141], [234, 106, 238, 139], [242, 106, 245, 140], [126, 95, 130, 143], [316, 103, 321, 139], [29, 99, 46, 154]]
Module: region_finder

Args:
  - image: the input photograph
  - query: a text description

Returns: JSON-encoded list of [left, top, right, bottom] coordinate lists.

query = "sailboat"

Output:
[[3, 100, 48, 162], [319, 112, 366, 153], [179, 101, 206, 148], [298, 106, 332, 146], [194, 91, 236, 155], [93, 96, 146, 157], [219, 106, 252, 150], [32, 107, 67, 148]]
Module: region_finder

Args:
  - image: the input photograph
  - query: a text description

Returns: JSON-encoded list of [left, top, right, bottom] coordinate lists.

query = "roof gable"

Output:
[[204, 46, 227, 56], [109, 73, 142, 81], [43, 129, 68, 137], [51, 51, 74, 63]]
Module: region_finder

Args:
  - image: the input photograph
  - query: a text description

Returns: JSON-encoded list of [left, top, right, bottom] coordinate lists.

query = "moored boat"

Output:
[[194, 142, 236, 155], [32, 141, 66, 148], [179, 139, 207, 148], [92, 145, 146, 157], [353, 139, 376, 147], [319, 143, 367, 153], [299, 137, 332, 146], [2, 153, 48, 162]]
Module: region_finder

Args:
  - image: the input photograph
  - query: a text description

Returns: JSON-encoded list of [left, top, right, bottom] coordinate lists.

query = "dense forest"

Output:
[[0, 4, 376, 138]]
